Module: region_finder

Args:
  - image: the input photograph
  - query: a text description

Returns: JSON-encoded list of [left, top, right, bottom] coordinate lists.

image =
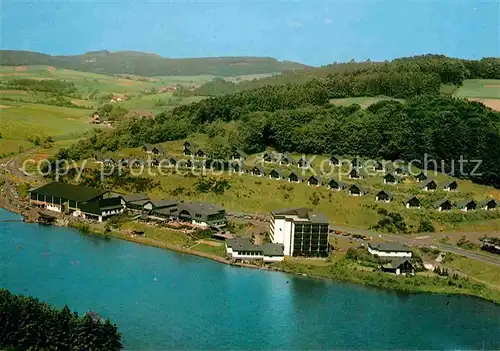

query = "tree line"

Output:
[[176, 55, 500, 97], [0, 289, 122, 351], [1, 78, 78, 96]]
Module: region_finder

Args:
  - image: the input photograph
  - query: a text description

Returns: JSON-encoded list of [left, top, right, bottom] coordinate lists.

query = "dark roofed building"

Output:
[[144, 199, 178, 212], [384, 173, 400, 185], [231, 149, 246, 161], [457, 199, 477, 212], [434, 199, 452, 212], [327, 178, 346, 191], [368, 242, 412, 257], [375, 190, 393, 202], [415, 172, 428, 183], [287, 171, 303, 183], [373, 160, 385, 172], [381, 258, 415, 275], [124, 193, 150, 211], [278, 153, 296, 166], [307, 175, 322, 187], [443, 180, 458, 192], [251, 166, 266, 177], [229, 161, 246, 174], [269, 169, 285, 180], [351, 157, 363, 169], [79, 197, 125, 222], [298, 157, 310, 169], [348, 184, 367, 197], [261, 151, 275, 163], [225, 237, 284, 262], [480, 199, 497, 210], [30, 182, 109, 213], [405, 196, 421, 209], [329, 155, 340, 166], [178, 202, 227, 228], [420, 179, 437, 191], [348, 168, 365, 179]]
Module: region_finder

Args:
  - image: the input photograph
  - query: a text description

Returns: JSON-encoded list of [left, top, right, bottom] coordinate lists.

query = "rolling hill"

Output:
[[0, 50, 307, 76]]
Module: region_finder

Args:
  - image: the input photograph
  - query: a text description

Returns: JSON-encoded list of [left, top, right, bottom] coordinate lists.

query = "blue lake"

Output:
[[0, 208, 499, 350]]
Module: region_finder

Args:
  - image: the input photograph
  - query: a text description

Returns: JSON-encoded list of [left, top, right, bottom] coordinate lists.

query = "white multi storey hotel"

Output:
[[269, 208, 329, 257]]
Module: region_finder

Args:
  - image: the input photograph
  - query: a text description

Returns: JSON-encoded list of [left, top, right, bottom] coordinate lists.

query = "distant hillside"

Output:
[[0, 50, 307, 76]]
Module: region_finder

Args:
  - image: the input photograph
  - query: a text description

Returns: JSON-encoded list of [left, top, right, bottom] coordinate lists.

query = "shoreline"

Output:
[[1, 202, 499, 305]]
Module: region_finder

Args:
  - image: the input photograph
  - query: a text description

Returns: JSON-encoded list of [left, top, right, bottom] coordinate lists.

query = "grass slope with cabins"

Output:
[[92, 135, 500, 233]]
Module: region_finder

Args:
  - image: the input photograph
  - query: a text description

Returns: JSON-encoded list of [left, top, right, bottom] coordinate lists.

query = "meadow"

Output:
[[453, 79, 500, 111]]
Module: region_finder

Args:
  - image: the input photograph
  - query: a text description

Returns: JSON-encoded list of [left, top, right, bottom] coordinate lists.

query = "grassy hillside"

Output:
[[0, 50, 307, 76], [86, 135, 500, 232]]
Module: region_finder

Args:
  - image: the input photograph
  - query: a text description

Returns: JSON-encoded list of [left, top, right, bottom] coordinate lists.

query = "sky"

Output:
[[1, 0, 499, 66]]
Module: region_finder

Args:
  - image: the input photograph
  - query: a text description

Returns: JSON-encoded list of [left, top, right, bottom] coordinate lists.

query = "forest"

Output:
[[176, 55, 500, 97], [0, 289, 122, 351]]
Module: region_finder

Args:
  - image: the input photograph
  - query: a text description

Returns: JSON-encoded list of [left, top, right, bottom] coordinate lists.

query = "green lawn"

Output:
[[454, 79, 500, 99]]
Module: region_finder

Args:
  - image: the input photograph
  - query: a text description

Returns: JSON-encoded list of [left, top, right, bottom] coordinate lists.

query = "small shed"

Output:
[[383, 173, 400, 185], [415, 172, 428, 183], [251, 166, 266, 177], [327, 179, 346, 191], [420, 179, 437, 192], [269, 169, 285, 180], [298, 157, 310, 169], [480, 199, 497, 211]]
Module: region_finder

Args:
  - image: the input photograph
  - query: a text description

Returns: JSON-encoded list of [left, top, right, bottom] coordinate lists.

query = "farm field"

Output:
[[0, 101, 95, 140], [453, 79, 500, 111], [96, 135, 500, 233]]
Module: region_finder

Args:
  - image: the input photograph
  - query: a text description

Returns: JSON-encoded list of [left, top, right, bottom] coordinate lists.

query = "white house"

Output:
[[225, 238, 284, 262], [368, 243, 412, 258]]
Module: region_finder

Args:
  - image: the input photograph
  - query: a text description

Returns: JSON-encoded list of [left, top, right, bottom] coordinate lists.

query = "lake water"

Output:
[[0, 208, 499, 350]]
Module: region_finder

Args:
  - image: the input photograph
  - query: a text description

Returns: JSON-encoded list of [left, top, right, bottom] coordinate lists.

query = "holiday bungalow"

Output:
[[383, 173, 400, 185], [183, 142, 198, 156], [375, 190, 393, 203], [225, 237, 284, 262], [381, 258, 415, 275], [394, 166, 409, 175], [373, 160, 385, 172], [404, 196, 421, 209], [194, 148, 207, 158], [348, 184, 368, 197], [307, 175, 323, 187], [420, 179, 437, 191], [351, 157, 363, 169], [457, 199, 477, 212], [103, 158, 117, 167], [415, 172, 428, 183], [278, 153, 296, 166], [329, 155, 340, 167], [298, 157, 310, 169], [143, 144, 165, 155], [368, 242, 412, 258], [251, 166, 266, 177], [231, 149, 246, 161], [229, 162, 246, 174], [261, 151, 276, 163], [123, 193, 150, 211], [442, 181, 458, 192], [348, 168, 365, 180], [269, 169, 285, 180], [434, 199, 453, 212], [287, 171, 303, 183], [327, 178, 346, 191], [480, 199, 497, 211]]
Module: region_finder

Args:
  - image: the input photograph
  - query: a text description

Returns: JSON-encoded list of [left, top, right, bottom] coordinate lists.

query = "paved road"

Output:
[[330, 225, 500, 267]]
